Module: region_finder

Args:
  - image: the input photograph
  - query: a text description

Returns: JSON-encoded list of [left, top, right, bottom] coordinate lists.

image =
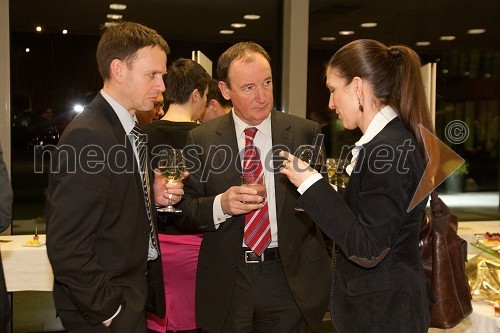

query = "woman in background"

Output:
[[143, 58, 210, 333], [280, 39, 434, 333]]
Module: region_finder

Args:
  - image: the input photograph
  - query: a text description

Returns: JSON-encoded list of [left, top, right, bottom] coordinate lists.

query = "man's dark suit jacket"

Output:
[[46, 93, 164, 332], [181, 110, 331, 333]]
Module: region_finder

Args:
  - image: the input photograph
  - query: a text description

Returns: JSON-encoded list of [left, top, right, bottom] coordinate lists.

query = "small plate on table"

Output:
[[22, 242, 46, 247]]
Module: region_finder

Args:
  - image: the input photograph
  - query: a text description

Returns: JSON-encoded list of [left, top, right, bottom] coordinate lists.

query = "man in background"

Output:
[[136, 91, 165, 125], [199, 78, 232, 123]]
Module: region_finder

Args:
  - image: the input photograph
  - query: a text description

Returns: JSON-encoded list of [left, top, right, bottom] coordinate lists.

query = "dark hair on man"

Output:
[[206, 78, 232, 108], [326, 39, 433, 160], [164, 58, 211, 105], [96, 21, 170, 81], [216, 41, 271, 87]]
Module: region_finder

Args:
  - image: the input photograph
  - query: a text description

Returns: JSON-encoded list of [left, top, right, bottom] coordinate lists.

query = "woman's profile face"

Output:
[[326, 67, 361, 131]]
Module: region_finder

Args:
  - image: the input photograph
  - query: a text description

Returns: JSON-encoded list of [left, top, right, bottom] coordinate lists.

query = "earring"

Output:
[[358, 99, 364, 112]]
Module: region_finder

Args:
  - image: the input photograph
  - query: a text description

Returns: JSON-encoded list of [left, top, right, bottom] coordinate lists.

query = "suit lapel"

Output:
[[270, 111, 294, 220], [214, 113, 242, 187]]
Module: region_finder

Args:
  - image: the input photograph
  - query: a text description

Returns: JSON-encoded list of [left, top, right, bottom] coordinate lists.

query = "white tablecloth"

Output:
[[428, 302, 500, 333], [0, 234, 54, 292]]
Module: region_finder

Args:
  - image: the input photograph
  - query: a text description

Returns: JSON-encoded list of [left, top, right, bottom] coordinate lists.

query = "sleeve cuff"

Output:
[[297, 173, 323, 195], [213, 194, 232, 228]]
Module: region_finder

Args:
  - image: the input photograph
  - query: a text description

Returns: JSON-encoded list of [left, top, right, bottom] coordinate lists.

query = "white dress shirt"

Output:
[[213, 111, 279, 248]]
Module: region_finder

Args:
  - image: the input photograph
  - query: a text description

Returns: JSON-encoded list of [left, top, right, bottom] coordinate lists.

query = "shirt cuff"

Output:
[[297, 173, 323, 195], [103, 305, 121, 325], [213, 194, 232, 227]]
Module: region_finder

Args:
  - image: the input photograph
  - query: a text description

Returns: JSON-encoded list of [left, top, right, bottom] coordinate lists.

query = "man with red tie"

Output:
[[181, 42, 330, 333]]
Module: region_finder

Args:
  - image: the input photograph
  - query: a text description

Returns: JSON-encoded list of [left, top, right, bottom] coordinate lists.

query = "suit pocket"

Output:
[[346, 270, 392, 296]]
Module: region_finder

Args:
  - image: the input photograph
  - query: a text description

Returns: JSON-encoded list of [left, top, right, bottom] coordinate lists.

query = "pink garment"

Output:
[[146, 233, 203, 332]]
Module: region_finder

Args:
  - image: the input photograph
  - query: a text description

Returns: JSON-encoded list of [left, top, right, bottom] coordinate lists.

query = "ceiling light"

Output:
[[109, 3, 127, 10], [243, 14, 261, 20], [467, 28, 486, 34], [321, 37, 336, 41], [25, 48, 30, 53], [231, 23, 247, 28], [339, 31, 355, 35], [360, 22, 377, 28], [107, 14, 123, 20], [219, 30, 234, 35], [104, 22, 118, 27], [62, 29, 68, 34], [416, 41, 430, 46], [36, 26, 42, 32], [439, 36, 456, 41]]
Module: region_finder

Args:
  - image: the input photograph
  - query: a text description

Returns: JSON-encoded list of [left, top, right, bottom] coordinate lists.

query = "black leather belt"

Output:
[[241, 247, 280, 263]]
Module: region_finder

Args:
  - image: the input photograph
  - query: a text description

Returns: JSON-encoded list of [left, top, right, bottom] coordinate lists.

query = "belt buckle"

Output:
[[245, 250, 263, 263]]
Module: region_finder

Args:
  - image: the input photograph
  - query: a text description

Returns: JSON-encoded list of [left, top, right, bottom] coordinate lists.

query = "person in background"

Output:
[[279, 39, 434, 333], [46, 22, 184, 332], [0, 143, 13, 332], [199, 78, 232, 123], [142, 58, 210, 333], [136, 91, 165, 125], [180, 41, 330, 333]]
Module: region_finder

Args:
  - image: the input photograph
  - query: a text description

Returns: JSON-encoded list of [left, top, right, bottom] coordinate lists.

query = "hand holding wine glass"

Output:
[[157, 149, 185, 213]]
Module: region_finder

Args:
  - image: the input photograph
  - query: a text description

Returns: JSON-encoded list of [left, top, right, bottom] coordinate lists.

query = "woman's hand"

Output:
[[278, 150, 318, 188]]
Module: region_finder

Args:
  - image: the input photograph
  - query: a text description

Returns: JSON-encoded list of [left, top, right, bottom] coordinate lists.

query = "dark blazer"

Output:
[[0, 144, 12, 332], [298, 118, 432, 333], [46, 93, 164, 333], [181, 110, 331, 333]]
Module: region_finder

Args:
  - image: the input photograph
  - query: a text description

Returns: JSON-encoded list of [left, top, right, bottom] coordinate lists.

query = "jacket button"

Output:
[[232, 264, 238, 269], [144, 231, 149, 237]]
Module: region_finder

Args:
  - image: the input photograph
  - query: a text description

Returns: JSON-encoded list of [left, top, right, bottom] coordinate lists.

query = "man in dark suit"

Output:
[[0, 143, 13, 333], [46, 22, 184, 332], [181, 42, 330, 333]]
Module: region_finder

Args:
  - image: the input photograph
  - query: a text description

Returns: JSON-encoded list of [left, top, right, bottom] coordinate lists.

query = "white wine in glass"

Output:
[[157, 149, 184, 213]]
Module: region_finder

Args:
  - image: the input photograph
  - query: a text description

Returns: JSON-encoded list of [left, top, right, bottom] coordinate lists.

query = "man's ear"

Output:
[[191, 89, 200, 104], [218, 81, 231, 100], [110, 59, 125, 84], [207, 99, 218, 111]]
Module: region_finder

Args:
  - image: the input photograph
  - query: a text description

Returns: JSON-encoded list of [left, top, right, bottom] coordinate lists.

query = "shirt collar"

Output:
[[232, 109, 272, 140], [100, 89, 136, 134], [355, 105, 398, 147]]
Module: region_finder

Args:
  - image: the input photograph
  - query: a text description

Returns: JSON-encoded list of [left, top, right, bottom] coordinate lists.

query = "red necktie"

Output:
[[243, 127, 271, 255]]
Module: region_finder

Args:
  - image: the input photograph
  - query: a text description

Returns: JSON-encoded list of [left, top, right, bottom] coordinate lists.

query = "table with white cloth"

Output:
[[0, 234, 53, 291], [428, 302, 500, 333], [426, 220, 500, 333]]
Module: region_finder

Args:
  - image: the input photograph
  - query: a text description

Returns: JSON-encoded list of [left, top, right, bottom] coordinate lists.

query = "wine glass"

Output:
[[157, 149, 184, 213], [326, 158, 337, 185], [293, 145, 325, 212]]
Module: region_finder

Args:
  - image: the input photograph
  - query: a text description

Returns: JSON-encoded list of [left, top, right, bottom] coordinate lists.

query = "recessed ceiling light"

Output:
[[36, 26, 42, 32], [360, 22, 377, 28], [320, 37, 336, 41], [62, 29, 68, 35], [25, 48, 30, 53], [243, 14, 261, 20], [109, 3, 127, 10], [467, 28, 486, 34], [416, 41, 430, 46], [439, 36, 456, 41], [339, 31, 355, 35], [231, 23, 247, 28], [107, 14, 123, 20], [104, 22, 118, 27], [219, 30, 234, 35]]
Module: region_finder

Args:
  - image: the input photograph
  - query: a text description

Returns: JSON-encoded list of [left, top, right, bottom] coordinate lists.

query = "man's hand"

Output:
[[221, 186, 265, 216], [153, 170, 188, 207]]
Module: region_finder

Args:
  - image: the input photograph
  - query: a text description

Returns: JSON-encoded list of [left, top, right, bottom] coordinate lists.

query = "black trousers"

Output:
[[221, 257, 310, 333]]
